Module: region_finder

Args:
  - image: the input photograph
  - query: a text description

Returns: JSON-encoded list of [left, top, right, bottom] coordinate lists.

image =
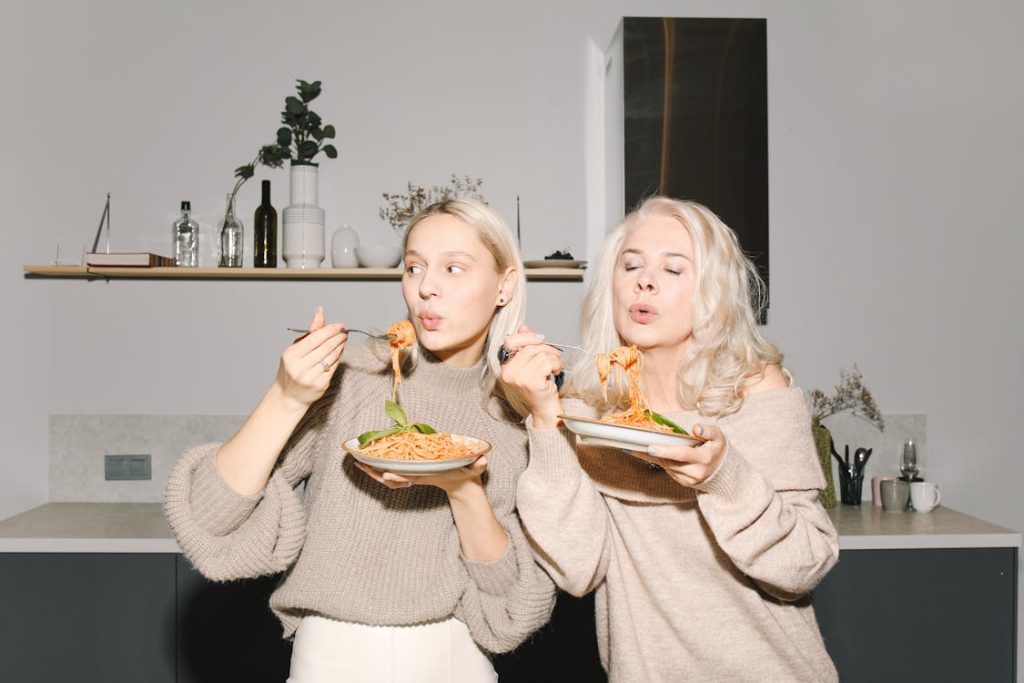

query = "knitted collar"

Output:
[[406, 346, 488, 398]]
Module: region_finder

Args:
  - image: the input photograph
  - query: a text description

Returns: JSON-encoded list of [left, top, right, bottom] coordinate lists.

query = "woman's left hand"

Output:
[[629, 424, 728, 488], [352, 456, 489, 494]]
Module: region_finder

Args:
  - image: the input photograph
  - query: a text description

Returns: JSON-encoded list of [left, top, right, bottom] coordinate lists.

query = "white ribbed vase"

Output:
[[283, 163, 324, 268]]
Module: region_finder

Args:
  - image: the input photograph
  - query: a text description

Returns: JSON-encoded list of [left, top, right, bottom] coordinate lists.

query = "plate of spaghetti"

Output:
[[559, 345, 707, 452], [345, 321, 489, 474], [343, 432, 489, 475]]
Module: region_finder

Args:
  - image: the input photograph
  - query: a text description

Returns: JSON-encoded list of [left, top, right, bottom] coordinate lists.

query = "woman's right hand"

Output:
[[275, 307, 348, 409], [500, 324, 564, 429]]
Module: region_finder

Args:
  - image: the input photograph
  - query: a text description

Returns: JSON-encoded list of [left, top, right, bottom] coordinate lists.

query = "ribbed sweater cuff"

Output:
[[525, 420, 583, 483], [462, 540, 519, 596], [692, 443, 765, 502], [190, 448, 264, 536]]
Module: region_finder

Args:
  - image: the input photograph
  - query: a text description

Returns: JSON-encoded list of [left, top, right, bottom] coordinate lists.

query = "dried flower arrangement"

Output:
[[810, 365, 885, 431], [379, 175, 485, 237], [809, 365, 884, 508]]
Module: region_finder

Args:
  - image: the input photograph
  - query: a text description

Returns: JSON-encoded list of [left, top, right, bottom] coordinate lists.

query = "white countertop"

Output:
[[827, 504, 1021, 550], [0, 502, 1019, 553], [0, 503, 179, 553]]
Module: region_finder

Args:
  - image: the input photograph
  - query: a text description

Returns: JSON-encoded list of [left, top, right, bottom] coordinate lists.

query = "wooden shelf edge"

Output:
[[22, 264, 584, 282]]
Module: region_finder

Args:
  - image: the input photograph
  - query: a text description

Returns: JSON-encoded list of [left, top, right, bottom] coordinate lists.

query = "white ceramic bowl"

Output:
[[356, 245, 402, 268]]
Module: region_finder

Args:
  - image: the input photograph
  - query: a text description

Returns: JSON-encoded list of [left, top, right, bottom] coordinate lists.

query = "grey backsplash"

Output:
[[49, 415, 245, 503], [823, 413, 927, 500], [48, 411, 926, 504]]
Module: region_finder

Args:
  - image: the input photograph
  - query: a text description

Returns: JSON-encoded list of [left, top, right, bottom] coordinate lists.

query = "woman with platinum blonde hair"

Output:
[[501, 197, 839, 682], [166, 198, 554, 682], [393, 198, 530, 415]]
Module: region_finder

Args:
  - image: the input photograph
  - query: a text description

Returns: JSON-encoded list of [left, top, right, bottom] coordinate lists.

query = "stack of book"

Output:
[[85, 252, 176, 267]]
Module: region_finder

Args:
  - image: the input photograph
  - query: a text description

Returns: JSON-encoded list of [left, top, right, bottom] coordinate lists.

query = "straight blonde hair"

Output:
[[384, 198, 529, 415], [565, 197, 782, 417]]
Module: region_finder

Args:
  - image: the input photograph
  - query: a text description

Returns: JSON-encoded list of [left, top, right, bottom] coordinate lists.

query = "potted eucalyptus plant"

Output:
[[275, 79, 337, 268], [228, 79, 338, 268]]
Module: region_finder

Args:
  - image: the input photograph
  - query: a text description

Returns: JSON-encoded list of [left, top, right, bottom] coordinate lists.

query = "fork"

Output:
[[544, 342, 595, 357], [287, 327, 396, 340], [540, 342, 594, 389]]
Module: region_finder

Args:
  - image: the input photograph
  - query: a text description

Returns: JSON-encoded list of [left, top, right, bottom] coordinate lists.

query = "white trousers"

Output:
[[287, 615, 498, 683]]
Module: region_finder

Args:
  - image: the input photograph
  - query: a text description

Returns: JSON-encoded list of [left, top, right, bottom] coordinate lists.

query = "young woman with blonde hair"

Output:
[[502, 197, 839, 682], [166, 199, 554, 683]]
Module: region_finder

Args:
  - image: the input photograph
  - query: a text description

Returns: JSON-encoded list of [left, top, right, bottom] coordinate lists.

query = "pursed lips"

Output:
[[628, 302, 658, 323], [418, 311, 443, 331]]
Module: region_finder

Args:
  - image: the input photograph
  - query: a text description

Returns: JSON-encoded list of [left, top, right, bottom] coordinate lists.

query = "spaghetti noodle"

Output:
[[358, 430, 477, 461], [387, 319, 416, 400], [596, 345, 674, 433]]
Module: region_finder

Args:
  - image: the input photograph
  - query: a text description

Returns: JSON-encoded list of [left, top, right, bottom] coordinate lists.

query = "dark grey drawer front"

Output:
[[814, 547, 1017, 683], [0, 553, 176, 683]]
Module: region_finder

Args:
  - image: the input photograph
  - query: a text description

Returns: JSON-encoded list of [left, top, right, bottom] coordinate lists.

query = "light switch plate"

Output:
[[105, 454, 151, 481]]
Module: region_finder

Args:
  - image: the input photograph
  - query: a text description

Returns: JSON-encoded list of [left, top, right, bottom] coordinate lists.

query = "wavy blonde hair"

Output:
[[375, 198, 528, 415], [565, 197, 782, 417]]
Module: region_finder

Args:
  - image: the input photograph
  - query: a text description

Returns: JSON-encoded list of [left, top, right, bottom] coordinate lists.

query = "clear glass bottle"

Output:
[[172, 201, 199, 267], [219, 193, 243, 268]]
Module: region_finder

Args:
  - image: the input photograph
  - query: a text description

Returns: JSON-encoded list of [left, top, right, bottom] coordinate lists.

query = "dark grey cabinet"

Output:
[[499, 547, 1019, 682], [0, 554, 288, 683], [0, 548, 1016, 682], [813, 547, 1017, 682], [0, 553, 176, 683]]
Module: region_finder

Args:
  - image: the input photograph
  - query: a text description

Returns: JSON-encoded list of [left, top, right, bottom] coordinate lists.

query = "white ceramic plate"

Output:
[[342, 434, 489, 476], [523, 259, 587, 269], [558, 415, 706, 452]]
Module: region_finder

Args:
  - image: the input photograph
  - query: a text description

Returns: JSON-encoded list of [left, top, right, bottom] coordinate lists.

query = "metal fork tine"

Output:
[[544, 342, 595, 357]]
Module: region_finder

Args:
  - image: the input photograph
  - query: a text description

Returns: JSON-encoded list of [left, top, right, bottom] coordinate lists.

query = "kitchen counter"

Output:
[[0, 502, 1018, 681], [0, 502, 177, 552], [827, 503, 1021, 550], [0, 501, 1019, 553]]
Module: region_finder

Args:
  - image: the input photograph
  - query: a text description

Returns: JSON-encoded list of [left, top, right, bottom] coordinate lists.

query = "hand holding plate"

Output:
[[629, 424, 728, 487]]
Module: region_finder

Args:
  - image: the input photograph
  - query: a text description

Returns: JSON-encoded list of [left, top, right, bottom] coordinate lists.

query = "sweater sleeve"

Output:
[[693, 388, 839, 600], [454, 512, 557, 654], [515, 406, 614, 598], [164, 384, 337, 582], [452, 423, 557, 655]]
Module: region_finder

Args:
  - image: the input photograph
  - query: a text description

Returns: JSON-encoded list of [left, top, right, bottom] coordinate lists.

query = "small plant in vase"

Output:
[[809, 366, 885, 508], [218, 145, 290, 267]]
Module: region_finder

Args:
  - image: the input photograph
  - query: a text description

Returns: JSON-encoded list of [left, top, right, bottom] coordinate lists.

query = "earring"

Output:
[[498, 297, 506, 305]]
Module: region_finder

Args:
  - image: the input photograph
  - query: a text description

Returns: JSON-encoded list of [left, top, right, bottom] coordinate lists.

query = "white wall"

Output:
[[2, 0, 1022, 643]]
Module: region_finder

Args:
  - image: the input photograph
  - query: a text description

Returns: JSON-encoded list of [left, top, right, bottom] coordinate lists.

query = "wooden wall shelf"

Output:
[[22, 265, 584, 282]]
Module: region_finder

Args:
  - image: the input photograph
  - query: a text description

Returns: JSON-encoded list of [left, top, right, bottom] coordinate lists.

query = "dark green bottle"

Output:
[[253, 180, 277, 267]]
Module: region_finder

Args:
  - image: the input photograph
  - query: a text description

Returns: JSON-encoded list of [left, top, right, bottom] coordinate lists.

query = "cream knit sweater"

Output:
[[517, 387, 839, 682], [165, 345, 555, 654]]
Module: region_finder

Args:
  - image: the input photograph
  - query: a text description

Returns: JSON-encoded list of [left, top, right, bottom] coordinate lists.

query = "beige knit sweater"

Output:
[[517, 387, 839, 682], [164, 345, 555, 654]]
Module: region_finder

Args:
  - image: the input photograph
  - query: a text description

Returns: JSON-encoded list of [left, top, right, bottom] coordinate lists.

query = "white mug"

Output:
[[910, 481, 942, 512]]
